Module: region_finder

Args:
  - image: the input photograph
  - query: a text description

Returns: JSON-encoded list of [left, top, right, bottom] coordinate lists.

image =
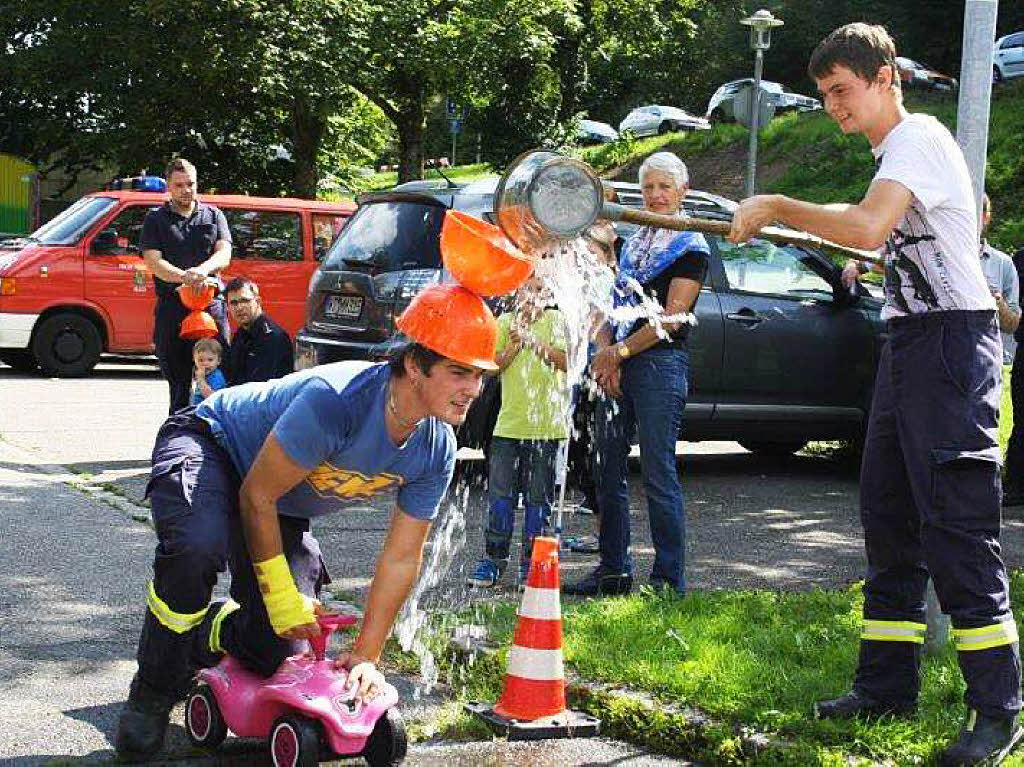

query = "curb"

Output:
[[446, 631, 780, 763], [0, 437, 153, 525]]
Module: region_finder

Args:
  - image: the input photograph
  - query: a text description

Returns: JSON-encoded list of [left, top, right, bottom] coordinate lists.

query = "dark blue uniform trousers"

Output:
[[854, 310, 1021, 717], [135, 412, 327, 696]]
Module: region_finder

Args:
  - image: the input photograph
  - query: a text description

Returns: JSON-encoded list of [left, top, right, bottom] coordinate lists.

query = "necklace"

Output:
[[388, 385, 422, 432]]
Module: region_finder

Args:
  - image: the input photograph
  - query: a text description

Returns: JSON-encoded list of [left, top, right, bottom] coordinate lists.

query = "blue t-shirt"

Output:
[[190, 368, 227, 406], [195, 361, 456, 521]]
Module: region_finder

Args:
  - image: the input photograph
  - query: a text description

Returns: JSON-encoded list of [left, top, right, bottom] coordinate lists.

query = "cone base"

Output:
[[465, 701, 600, 741]]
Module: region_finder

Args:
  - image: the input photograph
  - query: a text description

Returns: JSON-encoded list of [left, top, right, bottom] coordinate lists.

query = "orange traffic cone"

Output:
[[494, 535, 566, 719], [466, 536, 600, 740]]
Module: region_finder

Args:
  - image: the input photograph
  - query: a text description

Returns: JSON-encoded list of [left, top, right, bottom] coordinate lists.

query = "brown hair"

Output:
[[193, 338, 222, 359], [165, 157, 197, 181], [808, 23, 900, 95]]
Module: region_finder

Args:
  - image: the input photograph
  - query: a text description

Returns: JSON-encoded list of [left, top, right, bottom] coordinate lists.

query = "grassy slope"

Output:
[[583, 80, 1024, 254]]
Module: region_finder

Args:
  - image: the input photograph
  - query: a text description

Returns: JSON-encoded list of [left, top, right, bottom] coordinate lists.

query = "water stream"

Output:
[[391, 235, 696, 693]]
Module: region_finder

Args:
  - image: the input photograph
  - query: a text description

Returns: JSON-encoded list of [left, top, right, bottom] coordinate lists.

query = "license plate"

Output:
[[325, 295, 363, 320]]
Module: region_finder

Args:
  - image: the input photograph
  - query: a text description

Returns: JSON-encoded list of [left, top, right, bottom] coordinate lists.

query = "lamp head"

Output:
[[741, 9, 783, 51]]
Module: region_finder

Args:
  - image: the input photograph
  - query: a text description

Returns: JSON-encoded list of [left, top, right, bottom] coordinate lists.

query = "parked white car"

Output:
[[577, 119, 619, 144], [994, 31, 1024, 83], [618, 105, 710, 137], [705, 79, 821, 123]]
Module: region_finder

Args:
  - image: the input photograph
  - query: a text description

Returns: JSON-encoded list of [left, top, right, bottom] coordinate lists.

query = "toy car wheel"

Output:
[[362, 708, 408, 766], [270, 714, 321, 767], [184, 683, 227, 750]]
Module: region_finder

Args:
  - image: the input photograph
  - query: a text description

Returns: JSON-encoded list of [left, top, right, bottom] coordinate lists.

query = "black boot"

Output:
[[114, 674, 175, 761], [940, 710, 1023, 766], [814, 689, 916, 720], [563, 565, 633, 596]]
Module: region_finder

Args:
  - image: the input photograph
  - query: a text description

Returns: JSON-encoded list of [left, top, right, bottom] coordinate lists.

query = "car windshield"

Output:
[[322, 200, 444, 272], [30, 196, 117, 245]]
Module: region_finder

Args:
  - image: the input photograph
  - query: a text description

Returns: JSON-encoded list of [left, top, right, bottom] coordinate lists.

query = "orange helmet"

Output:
[[395, 284, 498, 371], [179, 310, 219, 340]]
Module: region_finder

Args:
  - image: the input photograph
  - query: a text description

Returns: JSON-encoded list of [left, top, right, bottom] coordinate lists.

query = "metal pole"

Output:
[[451, 131, 457, 168], [923, 0, 998, 655], [955, 0, 998, 212], [745, 48, 764, 199]]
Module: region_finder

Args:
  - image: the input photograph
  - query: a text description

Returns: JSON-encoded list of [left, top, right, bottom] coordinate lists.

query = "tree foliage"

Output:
[[2, 0, 1022, 194]]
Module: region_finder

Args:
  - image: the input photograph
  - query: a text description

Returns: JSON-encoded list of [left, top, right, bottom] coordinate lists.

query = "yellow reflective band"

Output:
[[145, 581, 208, 634], [208, 599, 240, 654], [952, 621, 1019, 652], [861, 619, 927, 644]]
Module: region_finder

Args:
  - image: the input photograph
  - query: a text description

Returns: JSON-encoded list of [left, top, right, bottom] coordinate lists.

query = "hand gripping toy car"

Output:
[[184, 613, 407, 766]]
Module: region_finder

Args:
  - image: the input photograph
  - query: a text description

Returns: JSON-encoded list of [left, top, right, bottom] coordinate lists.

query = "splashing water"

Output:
[[390, 233, 696, 693]]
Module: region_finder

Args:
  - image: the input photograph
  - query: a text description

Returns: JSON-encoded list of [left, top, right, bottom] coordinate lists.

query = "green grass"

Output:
[[417, 577, 1024, 764]]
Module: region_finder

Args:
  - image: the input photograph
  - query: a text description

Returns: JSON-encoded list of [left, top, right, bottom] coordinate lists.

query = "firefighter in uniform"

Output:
[[729, 23, 1021, 766]]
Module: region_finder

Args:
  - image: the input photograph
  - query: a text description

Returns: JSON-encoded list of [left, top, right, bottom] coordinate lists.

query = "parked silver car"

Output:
[[994, 31, 1024, 83], [577, 119, 619, 144], [705, 79, 821, 123], [618, 105, 710, 137]]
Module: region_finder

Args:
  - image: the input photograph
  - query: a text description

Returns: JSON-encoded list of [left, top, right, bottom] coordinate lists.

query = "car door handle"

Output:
[[727, 310, 763, 325]]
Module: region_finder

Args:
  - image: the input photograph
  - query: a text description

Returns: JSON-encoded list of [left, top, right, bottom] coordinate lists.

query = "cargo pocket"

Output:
[[931, 447, 1001, 527], [145, 457, 199, 532]]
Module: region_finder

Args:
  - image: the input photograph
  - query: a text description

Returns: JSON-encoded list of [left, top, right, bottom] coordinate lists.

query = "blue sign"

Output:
[[446, 98, 458, 118], [449, 119, 462, 135]]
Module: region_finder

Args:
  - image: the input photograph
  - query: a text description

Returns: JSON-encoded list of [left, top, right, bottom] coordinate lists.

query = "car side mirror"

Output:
[[91, 229, 119, 253]]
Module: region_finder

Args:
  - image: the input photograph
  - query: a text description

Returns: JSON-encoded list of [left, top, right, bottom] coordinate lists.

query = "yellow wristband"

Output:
[[617, 343, 630, 359], [253, 554, 315, 635]]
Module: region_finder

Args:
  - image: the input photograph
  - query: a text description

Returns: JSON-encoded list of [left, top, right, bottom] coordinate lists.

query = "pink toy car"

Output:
[[183, 613, 407, 766]]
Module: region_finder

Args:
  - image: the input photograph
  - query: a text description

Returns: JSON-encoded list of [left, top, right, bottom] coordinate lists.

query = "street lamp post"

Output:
[[740, 9, 784, 199]]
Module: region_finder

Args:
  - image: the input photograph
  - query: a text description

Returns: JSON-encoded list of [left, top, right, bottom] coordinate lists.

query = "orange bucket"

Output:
[[440, 211, 534, 298], [179, 310, 219, 340], [176, 283, 216, 310]]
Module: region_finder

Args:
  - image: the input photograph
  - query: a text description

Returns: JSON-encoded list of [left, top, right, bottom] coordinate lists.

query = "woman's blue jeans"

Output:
[[594, 347, 688, 592]]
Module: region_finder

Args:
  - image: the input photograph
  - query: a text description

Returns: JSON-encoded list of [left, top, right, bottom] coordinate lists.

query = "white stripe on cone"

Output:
[[518, 586, 561, 620], [506, 646, 565, 681]]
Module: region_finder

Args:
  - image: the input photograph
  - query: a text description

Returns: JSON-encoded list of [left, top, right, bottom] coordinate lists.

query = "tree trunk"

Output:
[[396, 101, 425, 183], [554, 0, 591, 124], [291, 96, 326, 199]]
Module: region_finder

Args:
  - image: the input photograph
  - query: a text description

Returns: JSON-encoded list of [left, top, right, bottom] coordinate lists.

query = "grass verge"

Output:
[[400, 576, 1024, 765]]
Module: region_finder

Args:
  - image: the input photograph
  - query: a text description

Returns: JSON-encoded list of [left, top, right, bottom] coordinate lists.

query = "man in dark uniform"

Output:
[[1005, 243, 1024, 506], [224, 276, 294, 384], [141, 158, 232, 413]]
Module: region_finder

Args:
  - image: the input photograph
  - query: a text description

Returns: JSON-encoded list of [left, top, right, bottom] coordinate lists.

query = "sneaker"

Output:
[[576, 505, 597, 516], [563, 535, 599, 554], [467, 558, 501, 588], [563, 565, 633, 596], [114, 674, 176, 761], [940, 710, 1024, 766], [814, 689, 916, 720]]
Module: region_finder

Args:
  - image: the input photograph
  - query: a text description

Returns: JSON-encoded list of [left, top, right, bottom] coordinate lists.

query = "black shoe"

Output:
[[940, 710, 1024, 766], [563, 565, 633, 596], [814, 689, 916, 720], [114, 674, 175, 762]]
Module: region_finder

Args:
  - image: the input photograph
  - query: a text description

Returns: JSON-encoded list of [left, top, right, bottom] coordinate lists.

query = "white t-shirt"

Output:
[[871, 113, 994, 320]]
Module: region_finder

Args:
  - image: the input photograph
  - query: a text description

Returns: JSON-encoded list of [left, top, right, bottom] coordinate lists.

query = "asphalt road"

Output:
[[5, 359, 1024, 763]]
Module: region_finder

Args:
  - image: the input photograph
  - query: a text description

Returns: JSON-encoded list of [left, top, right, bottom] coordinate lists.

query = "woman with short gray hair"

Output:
[[564, 151, 709, 597]]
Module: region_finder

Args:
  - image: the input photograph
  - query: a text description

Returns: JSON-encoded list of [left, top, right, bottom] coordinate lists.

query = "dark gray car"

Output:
[[295, 183, 884, 455]]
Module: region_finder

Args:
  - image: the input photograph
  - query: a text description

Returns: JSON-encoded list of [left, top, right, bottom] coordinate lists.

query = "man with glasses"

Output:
[[224, 277, 294, 385]]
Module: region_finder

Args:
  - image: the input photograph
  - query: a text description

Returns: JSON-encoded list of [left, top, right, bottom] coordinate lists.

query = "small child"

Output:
[[190, 338, 227, 406], [468, 275, 569, 588]]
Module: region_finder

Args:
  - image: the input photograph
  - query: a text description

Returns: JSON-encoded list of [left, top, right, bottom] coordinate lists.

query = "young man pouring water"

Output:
[[729, 23, 1021, 765]]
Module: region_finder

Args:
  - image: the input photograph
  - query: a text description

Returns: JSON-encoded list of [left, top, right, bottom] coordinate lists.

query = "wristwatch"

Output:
[[616, 343, 630, 359]]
